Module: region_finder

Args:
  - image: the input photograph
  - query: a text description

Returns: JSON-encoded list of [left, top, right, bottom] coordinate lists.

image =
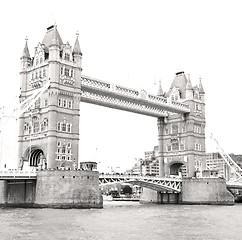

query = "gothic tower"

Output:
[[157, 72, 206, 177], [18, 25, 82, 169]]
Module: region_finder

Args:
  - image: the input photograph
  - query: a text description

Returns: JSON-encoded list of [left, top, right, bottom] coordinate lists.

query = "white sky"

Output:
[[0, 0, 242, 170]]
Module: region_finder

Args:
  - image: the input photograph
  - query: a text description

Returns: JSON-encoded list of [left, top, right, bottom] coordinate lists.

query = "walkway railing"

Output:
[[0, 169, 37, 179]]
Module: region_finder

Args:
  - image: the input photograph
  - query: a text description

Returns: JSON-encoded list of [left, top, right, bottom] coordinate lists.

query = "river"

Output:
[[0, 201, 241, 240]]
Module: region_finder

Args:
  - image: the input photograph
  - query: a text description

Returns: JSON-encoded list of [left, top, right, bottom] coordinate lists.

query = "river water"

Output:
[[0, 201, 241, 240]]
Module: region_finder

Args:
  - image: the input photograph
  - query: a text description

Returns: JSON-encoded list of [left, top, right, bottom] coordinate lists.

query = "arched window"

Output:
[[33, 122, 40, 133], [62, 123, 66, 132]]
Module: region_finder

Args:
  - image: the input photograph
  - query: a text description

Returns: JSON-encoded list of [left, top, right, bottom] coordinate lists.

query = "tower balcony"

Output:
[[29, 77, 46, 88], [60, 75, 75, 86]]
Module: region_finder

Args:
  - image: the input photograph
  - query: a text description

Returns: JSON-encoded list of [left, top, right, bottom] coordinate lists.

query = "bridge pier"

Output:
[[140, 188, 181, 204], [0, 179, 36, 207], [0, 170, 103, 208], [139, 178, 234, 205]]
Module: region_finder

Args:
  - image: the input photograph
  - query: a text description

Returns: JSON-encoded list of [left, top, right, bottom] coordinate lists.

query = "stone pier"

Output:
[[140, 178, 234, 205], [0, 170, 103, 208]]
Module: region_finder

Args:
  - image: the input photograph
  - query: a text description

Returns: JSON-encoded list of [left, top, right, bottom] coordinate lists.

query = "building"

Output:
[[157, 72, 206, 177], [206, 152, 242, 179], [206, 152, 226, 177], [19, 25, 82, 170]]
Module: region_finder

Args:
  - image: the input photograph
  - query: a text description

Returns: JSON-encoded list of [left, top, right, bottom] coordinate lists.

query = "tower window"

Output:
[[68, 101, 72, 109], [57, 121, 72, 133], [33, 122, 40, 133], [70, 69, 73, 77], [67, 124, 71, 133], [57, 122, 61, 131], [65, 68, 69, 77], [171, 125, 178, 135], [35, 99, 40, 109], [43, 69, 46, 77], [63, 100, 67, 108], [62, 123, 66, 132], [172, 142, 179, 151], [165, 128, 169, 135], [57, 141, 61, 147], [60, 67, 63, 75], [64, 53, 70, 61]]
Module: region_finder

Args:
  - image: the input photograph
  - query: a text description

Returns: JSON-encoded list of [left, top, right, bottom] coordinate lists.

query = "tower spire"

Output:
[[21, 36, 30, 59], [73, 31, 82, 55], [157, 80, 163, 97], [199, 77, 205, 94], [185, 75, 193, 90]]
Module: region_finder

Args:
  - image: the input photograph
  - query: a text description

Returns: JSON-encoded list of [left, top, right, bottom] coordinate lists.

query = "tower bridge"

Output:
[[18, 25, 206, 179], [0, 25, 236, 207]]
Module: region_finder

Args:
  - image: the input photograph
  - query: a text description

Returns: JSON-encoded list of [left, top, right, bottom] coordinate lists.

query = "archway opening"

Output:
[[170, 162, 184, 177], [26, 147, 45, 167]]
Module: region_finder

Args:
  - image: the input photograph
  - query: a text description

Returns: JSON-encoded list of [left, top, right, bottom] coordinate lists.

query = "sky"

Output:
[[0, 0, 242, 170]]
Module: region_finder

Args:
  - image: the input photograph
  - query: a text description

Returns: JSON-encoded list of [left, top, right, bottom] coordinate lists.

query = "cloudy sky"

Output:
[[0, 0, 242, 170]]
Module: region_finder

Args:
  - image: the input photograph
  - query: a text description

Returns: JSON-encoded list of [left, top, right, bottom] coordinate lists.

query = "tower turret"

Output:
[[157, 80, 164, 97], [185, 74, 193, 100], [48, 25, 61, 61], [20, 37, 31, 71], [198, 77, 205, 102], [72, 32, 82, 69]]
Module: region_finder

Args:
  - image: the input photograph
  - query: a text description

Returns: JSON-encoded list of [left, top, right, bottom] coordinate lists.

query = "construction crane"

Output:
[[210, 133, 242, 181]]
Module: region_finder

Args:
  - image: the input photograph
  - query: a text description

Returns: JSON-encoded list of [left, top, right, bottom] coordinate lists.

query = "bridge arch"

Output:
[[24, 145, 45, 167]]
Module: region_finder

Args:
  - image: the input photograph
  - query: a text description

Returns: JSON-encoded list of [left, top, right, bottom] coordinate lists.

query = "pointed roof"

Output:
[[168, 71, 188, 99], [42, 25, 63, 49], [73, 32, 82, 55], [21, 37, 31, 59], [199, 77, 205, 94], [185, 76, 193, 91], [157, 80, 163, 97]]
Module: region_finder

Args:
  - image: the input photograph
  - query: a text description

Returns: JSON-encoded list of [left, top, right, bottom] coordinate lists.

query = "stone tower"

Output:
[[18, 25, 82, 169], [157, 72, 206, 177]]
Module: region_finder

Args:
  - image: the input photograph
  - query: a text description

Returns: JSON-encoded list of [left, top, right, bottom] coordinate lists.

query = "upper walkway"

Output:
[[80, 75, 190, 118]]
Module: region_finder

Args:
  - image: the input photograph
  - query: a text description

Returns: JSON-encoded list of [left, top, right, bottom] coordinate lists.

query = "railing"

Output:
[[0, 169, 37, 179]]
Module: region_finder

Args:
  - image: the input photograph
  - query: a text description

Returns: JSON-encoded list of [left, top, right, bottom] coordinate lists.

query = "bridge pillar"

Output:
[[157, 118, 165, 177], [0, 180, 7, 204]]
